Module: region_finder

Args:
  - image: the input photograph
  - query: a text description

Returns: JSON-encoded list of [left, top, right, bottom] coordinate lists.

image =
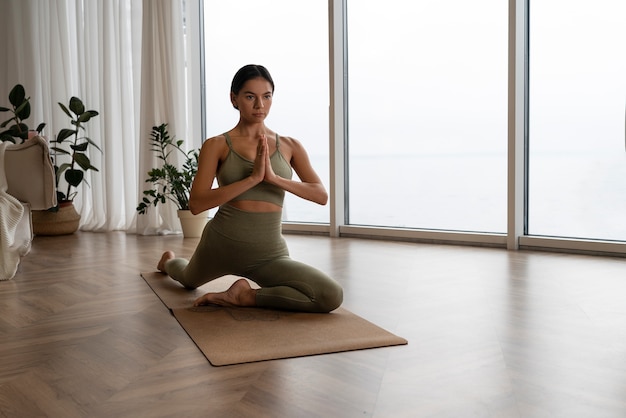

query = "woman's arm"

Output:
[[264, 136, 328, 206], [188, 136, 264, 214]]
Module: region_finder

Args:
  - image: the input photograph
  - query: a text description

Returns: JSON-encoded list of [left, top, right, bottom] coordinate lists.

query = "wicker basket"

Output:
[[32, 202, 81, 236]]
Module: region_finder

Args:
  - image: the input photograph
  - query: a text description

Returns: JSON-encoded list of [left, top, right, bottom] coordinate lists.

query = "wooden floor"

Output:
[[1, 232, 626, 418]]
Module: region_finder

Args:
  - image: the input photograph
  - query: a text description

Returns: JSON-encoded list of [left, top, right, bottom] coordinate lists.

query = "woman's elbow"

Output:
[[188, 197, 205, 215], [317, 189, 329, 206]]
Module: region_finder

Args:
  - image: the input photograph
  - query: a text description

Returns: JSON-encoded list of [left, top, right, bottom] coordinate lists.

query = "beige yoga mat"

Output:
[[141, 272, 407, 366]]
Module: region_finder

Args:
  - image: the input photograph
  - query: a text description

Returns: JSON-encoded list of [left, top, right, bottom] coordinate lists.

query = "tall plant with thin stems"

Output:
[[137, 123, 198, 214]]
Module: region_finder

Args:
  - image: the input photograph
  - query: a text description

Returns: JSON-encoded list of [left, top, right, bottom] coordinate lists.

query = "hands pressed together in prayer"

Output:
[[251, 134, 279, 185]]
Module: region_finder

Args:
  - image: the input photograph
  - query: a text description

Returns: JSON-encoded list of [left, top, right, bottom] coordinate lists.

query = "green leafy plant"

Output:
[[51, 96, 101, 203], [137, 123, 199, 214], [0, 84, 46, 143]]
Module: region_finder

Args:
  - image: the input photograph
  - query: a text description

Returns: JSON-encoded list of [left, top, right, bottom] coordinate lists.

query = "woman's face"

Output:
[[231, 77, 273, 123]]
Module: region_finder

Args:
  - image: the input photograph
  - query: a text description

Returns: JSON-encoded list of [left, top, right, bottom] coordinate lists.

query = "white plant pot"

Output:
[[177, 209, 209, 238]]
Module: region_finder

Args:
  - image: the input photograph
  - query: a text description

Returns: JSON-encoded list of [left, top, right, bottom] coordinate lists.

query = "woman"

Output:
[[157, 64, 343, 313]]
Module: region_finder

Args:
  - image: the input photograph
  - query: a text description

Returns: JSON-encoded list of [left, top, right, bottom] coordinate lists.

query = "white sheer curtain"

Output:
[[136, 0, 189, 235], [0, 0, 192, 234]]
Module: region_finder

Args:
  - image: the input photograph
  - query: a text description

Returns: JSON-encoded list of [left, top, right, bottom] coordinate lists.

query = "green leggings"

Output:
[[164, 204, 343, 313]]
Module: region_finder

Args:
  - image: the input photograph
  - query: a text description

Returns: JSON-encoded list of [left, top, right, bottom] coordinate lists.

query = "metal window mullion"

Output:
[[507, 0, 528, 250], [328, 0, 347, 237]]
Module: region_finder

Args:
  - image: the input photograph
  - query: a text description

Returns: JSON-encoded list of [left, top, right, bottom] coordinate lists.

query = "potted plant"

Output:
[[31, 96, 101, 235], [0, 84, 46, 143], [137, 123, 207, 238]]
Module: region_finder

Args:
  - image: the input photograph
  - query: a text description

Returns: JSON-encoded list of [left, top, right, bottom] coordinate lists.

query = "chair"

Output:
[[4, 135, 57, 212], [1, 136, 57, 279]]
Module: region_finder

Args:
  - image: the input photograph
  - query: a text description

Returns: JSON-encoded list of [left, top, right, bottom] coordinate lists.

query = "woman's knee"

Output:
[[165, 258, 198, 289], [316, 281, 343, 313]]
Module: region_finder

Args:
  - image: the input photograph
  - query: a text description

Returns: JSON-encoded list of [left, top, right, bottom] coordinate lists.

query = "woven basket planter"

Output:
[[32, 202, 80, 236]]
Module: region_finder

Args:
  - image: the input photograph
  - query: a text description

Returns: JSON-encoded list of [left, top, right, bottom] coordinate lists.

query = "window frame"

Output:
[[192, 0, 626, 256]]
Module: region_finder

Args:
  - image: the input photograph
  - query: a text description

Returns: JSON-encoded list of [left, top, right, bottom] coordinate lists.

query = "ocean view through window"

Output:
[[528, 0, 626, 241], [346, 0, 508, 232], [200, 1, 626, 249]]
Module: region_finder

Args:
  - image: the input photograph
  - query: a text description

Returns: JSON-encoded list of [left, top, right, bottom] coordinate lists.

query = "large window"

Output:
[[198, 0, 626, 254], [346, 1, 508, 232], [203, 0, 329, 222], [528, 0, 626, 241]]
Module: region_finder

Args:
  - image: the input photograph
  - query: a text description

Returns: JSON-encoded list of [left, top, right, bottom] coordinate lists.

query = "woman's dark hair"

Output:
[[230, 64, 275, 95]]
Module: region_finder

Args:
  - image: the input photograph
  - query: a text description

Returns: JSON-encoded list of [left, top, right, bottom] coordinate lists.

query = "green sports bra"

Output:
[[216, 133, 293, 207]]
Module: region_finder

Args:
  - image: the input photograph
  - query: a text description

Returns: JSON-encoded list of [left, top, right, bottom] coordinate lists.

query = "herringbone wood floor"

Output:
[[1, 231, 626, 417]]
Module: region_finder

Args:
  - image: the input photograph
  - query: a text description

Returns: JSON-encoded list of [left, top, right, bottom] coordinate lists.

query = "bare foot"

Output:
[[193, 278, 257, 308], [157, 251, 175, 273]]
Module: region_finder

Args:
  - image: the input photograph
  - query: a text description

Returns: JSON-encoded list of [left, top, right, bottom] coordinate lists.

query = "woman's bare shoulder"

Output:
[[279, 135, 308, 155], [199, 134, 231, 162], [203, 133, 227, 145], [278, 135, 305, 148], [201, 134, 229, 151]]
